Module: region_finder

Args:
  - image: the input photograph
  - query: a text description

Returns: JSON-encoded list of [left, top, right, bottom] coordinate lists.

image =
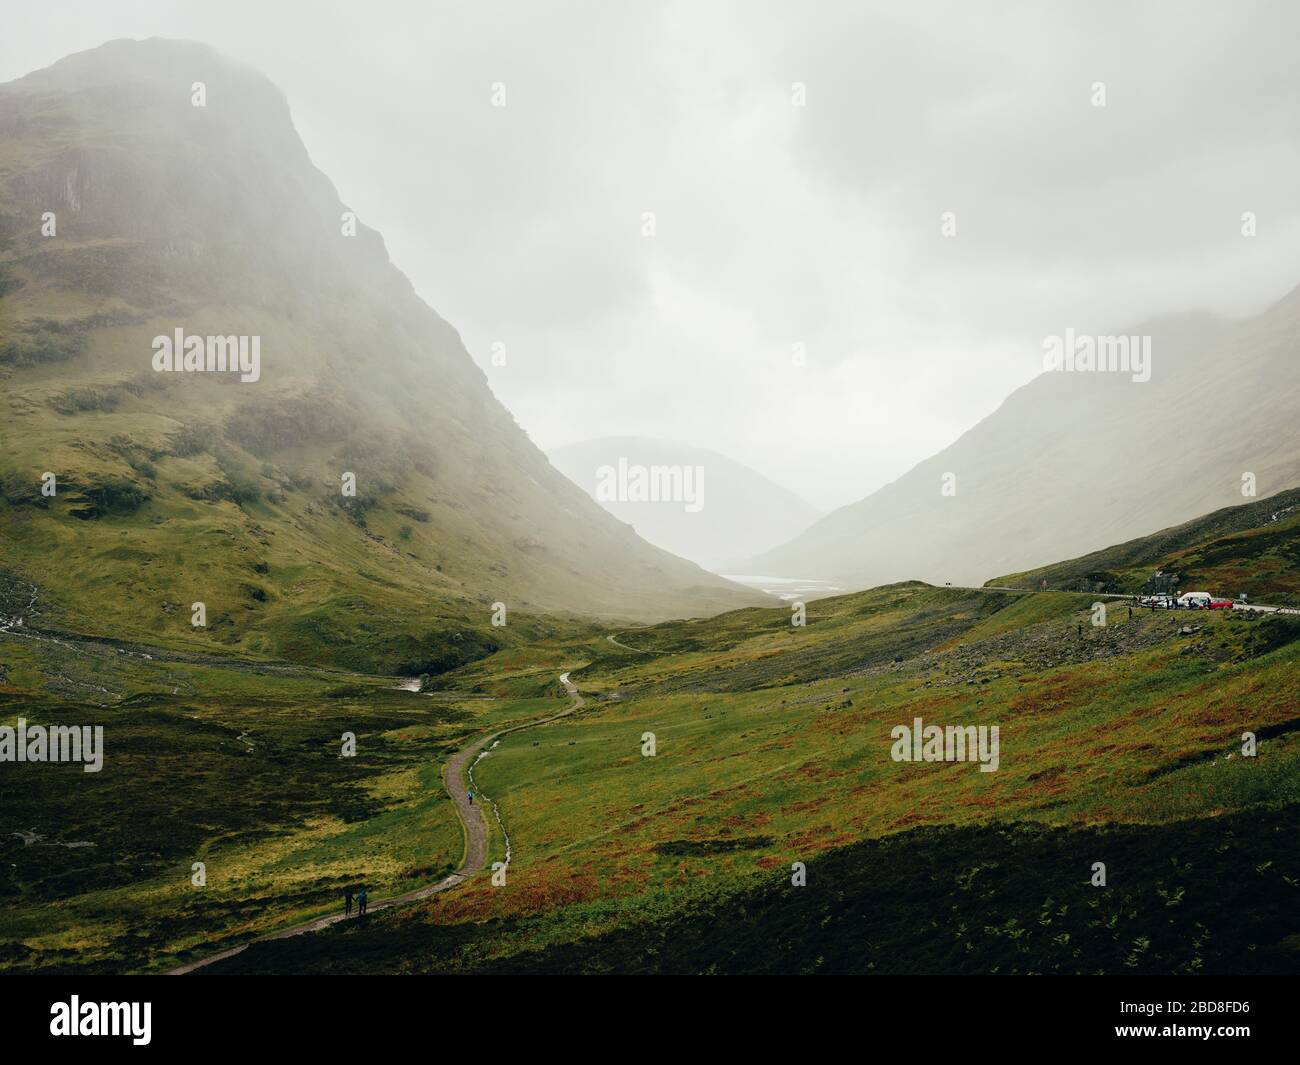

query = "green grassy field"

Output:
[[202, 581, 1299, 974], [4, 495, 1299, 974], [0, 624, 548, 973]]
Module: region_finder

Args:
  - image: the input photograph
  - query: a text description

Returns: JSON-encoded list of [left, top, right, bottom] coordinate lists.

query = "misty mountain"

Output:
[[745, 292, 1300, 588], [548, 436, 819, 570], [0, 39, 761, 672]]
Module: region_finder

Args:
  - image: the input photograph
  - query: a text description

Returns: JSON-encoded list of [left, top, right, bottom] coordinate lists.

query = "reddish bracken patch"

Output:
[[431, 860, 602, 921]]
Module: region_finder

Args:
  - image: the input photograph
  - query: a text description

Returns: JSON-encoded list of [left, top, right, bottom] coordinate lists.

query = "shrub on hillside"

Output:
[[71, 478, 150, 519], [224, 395, 355, 455], [48, 387, 120, 414], [170, 424, 217, 457], [0, 320, 87, 367]]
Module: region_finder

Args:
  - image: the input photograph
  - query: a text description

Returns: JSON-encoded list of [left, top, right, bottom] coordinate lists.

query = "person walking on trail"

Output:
[[344, 887, 353, 917], [467, 789, 474, 805], [358, 886, 368, 915]]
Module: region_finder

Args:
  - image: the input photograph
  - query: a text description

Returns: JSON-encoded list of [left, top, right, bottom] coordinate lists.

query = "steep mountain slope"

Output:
[[0, 39, 760, 671], [548, 435, 820, 569], [992, 484, 1300, 605], [745, 297, 1300, 588]]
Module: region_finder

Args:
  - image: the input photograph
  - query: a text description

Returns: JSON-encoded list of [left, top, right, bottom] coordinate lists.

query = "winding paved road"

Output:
[[168, 671, 586, 975]]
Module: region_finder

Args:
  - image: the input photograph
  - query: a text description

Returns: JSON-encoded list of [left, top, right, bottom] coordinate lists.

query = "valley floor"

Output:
[[3, 577, 1297, 974]]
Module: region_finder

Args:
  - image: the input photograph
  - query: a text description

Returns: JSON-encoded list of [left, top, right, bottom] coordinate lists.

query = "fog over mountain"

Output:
[[4, 1, 1299, 513], [0, 39, 760, 674], [744, 291, 1300, 588], [549, 436, 819, 569]]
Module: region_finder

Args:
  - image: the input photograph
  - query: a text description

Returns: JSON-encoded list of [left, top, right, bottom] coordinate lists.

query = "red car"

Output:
[[1208, 597, 1234, 609]]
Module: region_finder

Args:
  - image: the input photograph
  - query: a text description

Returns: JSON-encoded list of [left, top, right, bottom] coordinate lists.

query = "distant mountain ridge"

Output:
[[548, 436, 820, 569], [991, 485, 1300, 606], [0, 39, 761, 673], [745, 291, 1300, 589]]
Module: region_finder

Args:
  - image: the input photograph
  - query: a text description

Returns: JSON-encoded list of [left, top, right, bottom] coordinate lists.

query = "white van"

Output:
[[1177, 592, 1211, 608]]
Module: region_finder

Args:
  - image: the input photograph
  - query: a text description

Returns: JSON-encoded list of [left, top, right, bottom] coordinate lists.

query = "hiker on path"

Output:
[[344, 887, 353, 916], [358, 886, 368, 915], [468, 790, 474, 805]]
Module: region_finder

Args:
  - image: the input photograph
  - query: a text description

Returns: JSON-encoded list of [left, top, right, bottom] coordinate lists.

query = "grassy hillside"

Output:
[[0, 40, 759, 680], [991, 486, 1300, 605], [197, 577, 1299, 975], [6, 543, 1297, 973], [0, 608, 596, 973], [217, 808, 1300, 976]]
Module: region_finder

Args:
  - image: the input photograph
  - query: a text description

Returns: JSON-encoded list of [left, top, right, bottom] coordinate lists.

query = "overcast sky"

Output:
[[4, 1, 1298, 509]]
